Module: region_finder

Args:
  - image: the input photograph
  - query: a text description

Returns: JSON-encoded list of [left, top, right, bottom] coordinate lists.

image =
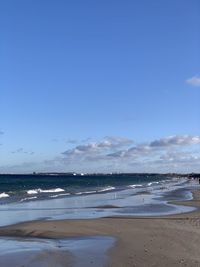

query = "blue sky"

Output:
[[0, 0, 200, 173]]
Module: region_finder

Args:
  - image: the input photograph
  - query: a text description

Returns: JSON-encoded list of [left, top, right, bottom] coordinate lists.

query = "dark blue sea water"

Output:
[[0, 173, 177, 204]]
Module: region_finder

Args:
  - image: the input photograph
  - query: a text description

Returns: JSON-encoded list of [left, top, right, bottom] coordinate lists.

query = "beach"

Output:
[[2, 0, 199, 265], [0, 185, 200, 267]]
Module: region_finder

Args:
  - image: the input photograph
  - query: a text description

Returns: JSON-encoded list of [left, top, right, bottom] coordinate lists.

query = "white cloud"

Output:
[[108, 135, 200, 159], [186, 75, 200, 87], [102, 136, 134, 147], [159, 151, 200, 163], [150, 135, 200, 147], [2, 134, 200, 173], [58, 134, 200, 172], [62, 136, 134, 158], [61, 135, 200, 161], [108, 145, 152, 158]]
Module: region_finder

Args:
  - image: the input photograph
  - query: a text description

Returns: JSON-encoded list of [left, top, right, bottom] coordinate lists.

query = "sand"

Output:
[[0, 189, 200, 267]]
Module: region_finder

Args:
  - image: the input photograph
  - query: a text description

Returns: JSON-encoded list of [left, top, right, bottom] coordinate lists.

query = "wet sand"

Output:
[[0, 188, 200, 266], [0, 236, 114, 267], [0, 249, 73, 267]]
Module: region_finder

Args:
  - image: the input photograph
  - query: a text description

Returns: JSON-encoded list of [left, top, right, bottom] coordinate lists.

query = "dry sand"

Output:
[[0, 189, 200, 267]]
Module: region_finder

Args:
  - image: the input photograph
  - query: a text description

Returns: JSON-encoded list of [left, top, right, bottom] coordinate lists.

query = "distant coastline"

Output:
[[0, 172, 199, 178]]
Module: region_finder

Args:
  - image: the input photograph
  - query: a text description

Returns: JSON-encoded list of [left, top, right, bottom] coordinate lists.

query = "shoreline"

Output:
[[0, 187, 200, 266]]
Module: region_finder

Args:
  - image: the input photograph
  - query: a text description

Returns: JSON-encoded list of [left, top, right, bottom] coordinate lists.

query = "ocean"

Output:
[[0, 173, 184, 204], [0, 173, 198, 226]]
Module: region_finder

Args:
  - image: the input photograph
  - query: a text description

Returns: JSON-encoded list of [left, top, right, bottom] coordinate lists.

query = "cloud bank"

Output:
[[58, 135, 200, 173], [1, 135, 200, 173]]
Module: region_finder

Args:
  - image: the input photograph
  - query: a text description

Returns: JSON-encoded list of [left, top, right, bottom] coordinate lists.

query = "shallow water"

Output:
[[0, 236, 115, 267]]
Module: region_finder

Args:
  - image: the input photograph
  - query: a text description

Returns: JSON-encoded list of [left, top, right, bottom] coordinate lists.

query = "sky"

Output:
[[0, 0, 200, 173]]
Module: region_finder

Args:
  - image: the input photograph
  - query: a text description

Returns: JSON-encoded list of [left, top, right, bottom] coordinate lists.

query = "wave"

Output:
[[39, 188, 65, 193], [148, 182, 160, 186], [20, 196, 37, 202], [50, 193, 71, 198], [27, 188, 65, 195], [75, 190, 97, 195], [0, 193, 9, 198], [27, 189, 39, 195], [128, 184, 143, 188], [98, 186, 116, 192]]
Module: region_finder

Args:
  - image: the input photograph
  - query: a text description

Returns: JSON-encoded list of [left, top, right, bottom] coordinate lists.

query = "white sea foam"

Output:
[[27, 189, 39, 195], [75, 190, 97, 195], [84, 190, 97, 194], [27, 188, 65, 194], [129, 184, 143, 188], [39, 188, 65, 193], [20, 196, 37, 202], [50, 193, 71, 198], [98, 186, 115, 192], [148, 182, 159, 186], [0, 193, 9, 198]]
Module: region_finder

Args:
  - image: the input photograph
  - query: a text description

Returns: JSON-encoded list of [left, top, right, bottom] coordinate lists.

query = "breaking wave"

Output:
[[27, 188, 65, 195], [0, 193, 9, 198], [98, 186, 116, 192]]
